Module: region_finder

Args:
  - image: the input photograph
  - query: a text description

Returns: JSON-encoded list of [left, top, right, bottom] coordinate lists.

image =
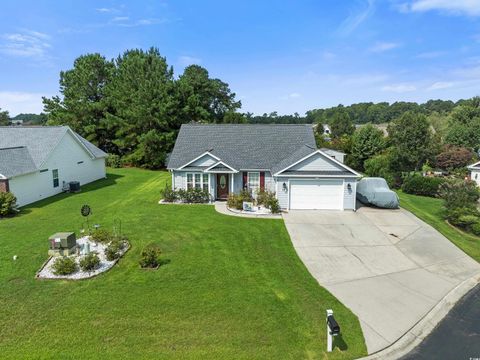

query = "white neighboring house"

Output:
[[0, 126, 107, 207], [468, 161, 480, 186]]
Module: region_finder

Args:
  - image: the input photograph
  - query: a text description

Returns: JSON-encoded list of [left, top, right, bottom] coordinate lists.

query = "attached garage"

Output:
[[290, 179, 344, 210]]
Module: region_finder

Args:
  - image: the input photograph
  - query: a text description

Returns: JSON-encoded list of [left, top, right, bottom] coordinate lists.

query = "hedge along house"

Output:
[[0, 126, 107, 207], [167, 124, 360, 210]]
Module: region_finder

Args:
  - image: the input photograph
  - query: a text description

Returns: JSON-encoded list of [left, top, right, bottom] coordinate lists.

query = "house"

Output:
[[9, 119, 23, 126], [167, 124, 360, 210], [0, 126, 107, 206], [468, 161, 480, 186]]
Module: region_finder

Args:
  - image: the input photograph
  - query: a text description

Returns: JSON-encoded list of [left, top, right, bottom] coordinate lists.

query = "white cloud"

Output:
[[96, 7, 118, 13], [337, 0, 375, 36], [289, 93, 301, 98], [415, 51, 445, 59], [369, 41, 401, 52], [401, 0, 480, 16], [111, 16, 130, 22], [0, 91, 46, 115], [178, 55, 202, 66], [381, 83, 417, 92], [427, 81, 454, 90], [0, 30, 51, 58]]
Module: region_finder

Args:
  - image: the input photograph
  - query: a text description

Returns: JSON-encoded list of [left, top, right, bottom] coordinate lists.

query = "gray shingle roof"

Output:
[[167, 124, 317, 171], [0, 126, 107, 178], [0, 147, 37, 178]]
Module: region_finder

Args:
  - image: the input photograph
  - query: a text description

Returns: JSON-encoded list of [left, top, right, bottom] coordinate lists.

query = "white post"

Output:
[[326, 309, 333, 352]]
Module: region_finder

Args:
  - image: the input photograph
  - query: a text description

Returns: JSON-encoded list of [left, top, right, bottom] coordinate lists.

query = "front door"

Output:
[[216, 173, 229, 200]]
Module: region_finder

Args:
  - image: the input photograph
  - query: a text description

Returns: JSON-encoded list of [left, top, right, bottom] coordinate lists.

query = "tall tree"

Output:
[[42, 53, 115, 151], [176, 65, 241, 123], [330, 109, 355, 139], [105, 47, 179, 168], [388, 112, 434, 171], [350, 124, 386, 170], [0, 108, 9, 125]]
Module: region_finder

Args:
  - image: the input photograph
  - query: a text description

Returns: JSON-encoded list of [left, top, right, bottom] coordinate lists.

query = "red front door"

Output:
[[216, 174, 229, 200]]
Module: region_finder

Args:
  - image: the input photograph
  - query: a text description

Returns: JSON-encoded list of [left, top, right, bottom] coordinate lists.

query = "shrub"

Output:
[[161, 183, 177, 202], [106, 154, 122, 168], [471, 222, 480, 236], [177, 188, 210, 203], [0, 192, 18, 217], [439, 179, 480, 211], [364, 153, 395, 188], [227, 189, 254, 210], [105, 240, 122, 261], [139, 244, 161, 268], [90, 228, 113, 244], [266, 197, 281, 213], [256, 189, 270, 206], [52, 256, 77, 275], [79, 252, 100, 272], [401, 175, 445, 197], [445, 207, 480, 227]]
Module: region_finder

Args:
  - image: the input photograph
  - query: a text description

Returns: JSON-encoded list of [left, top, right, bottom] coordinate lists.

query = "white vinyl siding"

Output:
[[289, 153, 341, 172], [9, 132, 106, 207]]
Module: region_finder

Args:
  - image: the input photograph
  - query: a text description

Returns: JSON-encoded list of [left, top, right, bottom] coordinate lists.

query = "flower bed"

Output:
[[36, 236, 129, 280]]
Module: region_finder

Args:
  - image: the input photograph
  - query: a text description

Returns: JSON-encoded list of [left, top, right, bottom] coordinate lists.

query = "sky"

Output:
[[1, 0, 480, 116]]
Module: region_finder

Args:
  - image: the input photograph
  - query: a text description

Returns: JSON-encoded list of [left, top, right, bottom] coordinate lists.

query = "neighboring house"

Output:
[[167, 124, 360, 210], [9, 119, 23, 126], [468, 161, 480, 186], [0, 126, 107, 206]]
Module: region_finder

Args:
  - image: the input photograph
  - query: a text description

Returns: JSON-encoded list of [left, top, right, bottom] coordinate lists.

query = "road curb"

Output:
[[357, 272, 480, 360]]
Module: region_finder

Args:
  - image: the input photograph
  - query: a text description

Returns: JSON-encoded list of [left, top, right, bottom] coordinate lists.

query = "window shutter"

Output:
[[243, 172, 248, 189], [260, 172, 265, 190]]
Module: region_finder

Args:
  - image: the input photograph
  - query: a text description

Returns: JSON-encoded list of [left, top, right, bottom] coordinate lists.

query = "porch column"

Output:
[[230, 173, 234, 193]]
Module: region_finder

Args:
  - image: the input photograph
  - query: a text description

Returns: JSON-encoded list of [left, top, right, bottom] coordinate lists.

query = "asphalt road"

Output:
[[401, 284, 480, 360]]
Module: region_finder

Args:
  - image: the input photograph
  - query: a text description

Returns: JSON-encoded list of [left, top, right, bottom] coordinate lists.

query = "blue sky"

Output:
[[1, 0, 480, 116]]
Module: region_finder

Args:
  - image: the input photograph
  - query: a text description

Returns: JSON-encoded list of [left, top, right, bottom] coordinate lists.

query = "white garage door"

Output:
[[290, 179, 343, 210]]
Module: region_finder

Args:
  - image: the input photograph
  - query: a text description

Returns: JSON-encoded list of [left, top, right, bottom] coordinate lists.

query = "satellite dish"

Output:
[[81, 205, 91, 217]]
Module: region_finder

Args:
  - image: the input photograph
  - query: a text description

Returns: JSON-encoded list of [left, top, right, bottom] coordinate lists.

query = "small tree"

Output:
[[435, 145, 474, 170], [330, 109, 355, 139], [439, 179, 480, 211], [350, 124, 386, 170]]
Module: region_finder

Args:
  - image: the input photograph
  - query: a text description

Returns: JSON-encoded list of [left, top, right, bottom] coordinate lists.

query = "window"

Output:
[[194, 174, 201, 189], [247, 172, 260, 193], [186, 173, 209, 192], [52, 169, 59, 188], [187, 174, 193, 189], [202, 174, 209, 192]]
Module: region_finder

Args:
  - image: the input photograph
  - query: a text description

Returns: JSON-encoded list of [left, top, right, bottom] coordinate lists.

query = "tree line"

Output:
[[42, 47, 243, 168]]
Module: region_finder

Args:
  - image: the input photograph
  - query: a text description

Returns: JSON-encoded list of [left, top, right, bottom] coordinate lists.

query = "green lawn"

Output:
[[0, 168, 366, 359], [397, 190, 480, 262]]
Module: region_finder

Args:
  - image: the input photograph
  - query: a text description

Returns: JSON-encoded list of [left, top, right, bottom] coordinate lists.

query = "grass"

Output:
[[0, 168, 366, 359], [397, 190, 480, 262]]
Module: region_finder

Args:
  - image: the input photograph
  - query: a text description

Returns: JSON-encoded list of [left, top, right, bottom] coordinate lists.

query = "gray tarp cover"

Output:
[[356, 177, 399, 209]]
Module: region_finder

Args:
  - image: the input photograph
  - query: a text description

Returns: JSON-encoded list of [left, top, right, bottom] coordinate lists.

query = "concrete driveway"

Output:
[[283, 206, 480, 354]]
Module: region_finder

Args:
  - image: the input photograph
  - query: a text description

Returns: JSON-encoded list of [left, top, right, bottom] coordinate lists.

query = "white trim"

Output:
[[273, 149, 361, 177], [0, 173, 6, 180], [288, 178, 345, 211], [275, 174, 358, 178], [204, 160, 238, 173], [177, 151, 221, 170], [467, 160, 480, 170], [185, 172, 210, 192]]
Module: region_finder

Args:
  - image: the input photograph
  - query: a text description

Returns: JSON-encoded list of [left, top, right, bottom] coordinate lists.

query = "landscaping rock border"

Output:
[[36, 236, 130, 280]]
